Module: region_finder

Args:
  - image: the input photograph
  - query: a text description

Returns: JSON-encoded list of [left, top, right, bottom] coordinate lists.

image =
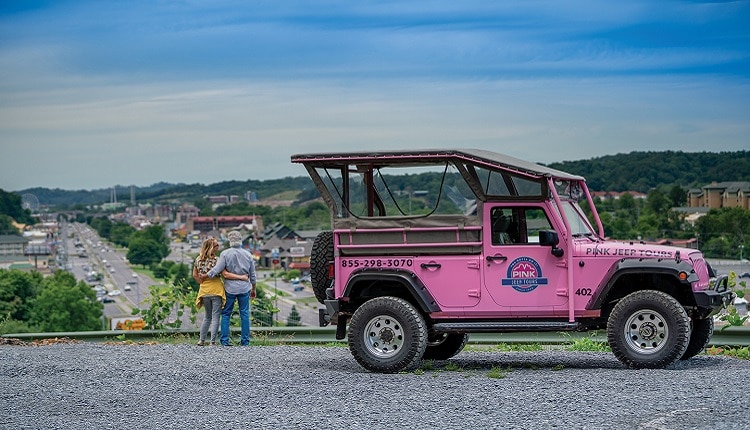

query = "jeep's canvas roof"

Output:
[[291, 149, 584, 181]]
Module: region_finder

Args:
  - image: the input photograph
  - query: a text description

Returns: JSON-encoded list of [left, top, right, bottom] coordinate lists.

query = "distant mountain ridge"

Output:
[[16, 150, 750, 207]]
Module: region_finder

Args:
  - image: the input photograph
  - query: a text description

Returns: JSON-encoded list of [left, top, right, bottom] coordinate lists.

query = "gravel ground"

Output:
[[1, 342, 747, 430]]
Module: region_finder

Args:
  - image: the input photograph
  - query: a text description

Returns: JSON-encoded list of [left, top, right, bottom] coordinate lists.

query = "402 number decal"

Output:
[[575, 288, 593, 296], [340, 258, 414, 268]]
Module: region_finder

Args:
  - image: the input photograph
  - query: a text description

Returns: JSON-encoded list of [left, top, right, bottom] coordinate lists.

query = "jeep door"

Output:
[[482, 204, 569, 315], [415, 255, 482, 308]]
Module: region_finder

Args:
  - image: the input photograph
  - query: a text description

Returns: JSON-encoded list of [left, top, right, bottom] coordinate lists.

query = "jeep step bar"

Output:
[[432, 321, 582, 333]]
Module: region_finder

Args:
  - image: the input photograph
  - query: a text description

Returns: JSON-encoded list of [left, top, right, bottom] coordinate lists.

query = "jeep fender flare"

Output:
[[589, 258, 697, 311], [342, 269, 442, 314]]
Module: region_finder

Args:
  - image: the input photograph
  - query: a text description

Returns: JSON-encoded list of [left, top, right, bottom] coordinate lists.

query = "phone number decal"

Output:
[[340, 258, 414, 268]]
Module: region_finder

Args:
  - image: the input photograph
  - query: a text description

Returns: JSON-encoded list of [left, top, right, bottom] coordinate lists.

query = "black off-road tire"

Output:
[[310, 231, 334, 304], [423, 333, 469, 360], [607, 290, 690, 369], [348, 296, 427, 373], [681, 317, 714, 360]]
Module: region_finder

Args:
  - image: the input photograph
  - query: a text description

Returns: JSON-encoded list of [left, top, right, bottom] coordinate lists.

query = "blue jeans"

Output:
[[220, 291, 251, 346]]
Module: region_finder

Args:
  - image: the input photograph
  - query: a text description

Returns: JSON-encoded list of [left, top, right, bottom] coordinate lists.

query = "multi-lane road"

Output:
[[62, 221, 323, 328], [62, 221, 152, 326]]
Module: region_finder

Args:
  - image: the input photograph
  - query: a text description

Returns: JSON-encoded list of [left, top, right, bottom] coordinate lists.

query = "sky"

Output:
[[1, 0, 748, 192]]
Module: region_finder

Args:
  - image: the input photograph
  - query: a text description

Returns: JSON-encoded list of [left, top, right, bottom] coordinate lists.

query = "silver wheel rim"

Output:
[[624, 309, 669, 355], [363, 315, 404, 358]]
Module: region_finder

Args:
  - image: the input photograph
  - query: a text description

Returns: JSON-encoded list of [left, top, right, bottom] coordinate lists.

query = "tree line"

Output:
[[11, 150, 749, 208], [546, 150, 749, 193]]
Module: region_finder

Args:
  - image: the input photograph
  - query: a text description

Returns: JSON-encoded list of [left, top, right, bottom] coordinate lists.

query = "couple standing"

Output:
[[193, 231, 257, 346]]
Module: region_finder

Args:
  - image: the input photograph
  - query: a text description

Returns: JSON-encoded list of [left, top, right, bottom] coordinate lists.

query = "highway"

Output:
[[63, 222, 153, 327], [63, 221, 323, 328]]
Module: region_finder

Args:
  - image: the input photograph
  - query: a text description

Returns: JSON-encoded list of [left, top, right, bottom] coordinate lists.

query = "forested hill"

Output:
[[13, 150, 750, 207], [18, 177, 317, 207], [545, 150, 749, 193]]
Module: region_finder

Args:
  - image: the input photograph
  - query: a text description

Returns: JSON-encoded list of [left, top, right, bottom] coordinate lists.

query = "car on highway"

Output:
[[108, 289, 122, 296]]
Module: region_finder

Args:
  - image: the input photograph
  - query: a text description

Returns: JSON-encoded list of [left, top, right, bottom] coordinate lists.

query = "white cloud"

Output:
[[0, 1, 748, 191]]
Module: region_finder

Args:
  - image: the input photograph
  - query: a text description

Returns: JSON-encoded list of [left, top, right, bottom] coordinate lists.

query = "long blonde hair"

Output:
[[198, 238, 219, 261]]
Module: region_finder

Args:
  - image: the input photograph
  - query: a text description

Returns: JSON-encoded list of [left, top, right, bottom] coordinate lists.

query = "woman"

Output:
[[193, 238, 247, 345]]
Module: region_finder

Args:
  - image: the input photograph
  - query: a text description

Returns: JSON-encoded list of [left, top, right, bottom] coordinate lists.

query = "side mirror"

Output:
[[539, 230, 564, 258]]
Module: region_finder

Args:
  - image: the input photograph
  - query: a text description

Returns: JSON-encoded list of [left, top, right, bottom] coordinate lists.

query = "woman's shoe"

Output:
[[197, 341, 205, 346]]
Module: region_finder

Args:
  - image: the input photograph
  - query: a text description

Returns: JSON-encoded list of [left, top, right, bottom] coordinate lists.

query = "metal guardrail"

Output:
[[3, 326, 749, 347]]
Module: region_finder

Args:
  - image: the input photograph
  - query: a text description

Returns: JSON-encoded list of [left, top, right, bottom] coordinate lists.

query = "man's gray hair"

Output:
[[227, 231, 243, 247]]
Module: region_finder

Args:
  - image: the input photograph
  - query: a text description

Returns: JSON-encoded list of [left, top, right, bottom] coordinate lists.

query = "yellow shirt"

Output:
[[194, 256, 226, 309], [196, 277, 226, 309]]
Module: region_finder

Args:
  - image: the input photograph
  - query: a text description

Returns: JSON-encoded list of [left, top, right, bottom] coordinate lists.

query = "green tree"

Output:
[[634, 214, 660, 240], [0, 269, 43, 322], [109, 222, 136, 247], [668, 185, 686, 207], [0, 189, 35, 224], [152, 264, 170, 281], [28, 271, 103, 332], [171, 263, 196, 292], [0, 214, 20, 235], [283, 269, 301, 282], [695, 207, 750, 258], [134, 282, 197, 330], [90, 216, 113, 239], [287, 305, 302, 326], [126, 237, 164, 267], [131, 225, 170, 259], [616, 193, 636, 211], [646, 189, 670, 216]]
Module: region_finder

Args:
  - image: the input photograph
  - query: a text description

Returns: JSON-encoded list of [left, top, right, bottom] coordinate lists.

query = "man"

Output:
[[202, 231, 256, 346]]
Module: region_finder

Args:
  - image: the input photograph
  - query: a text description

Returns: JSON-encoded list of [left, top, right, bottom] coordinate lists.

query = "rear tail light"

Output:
[[327, 261, 335, 278]]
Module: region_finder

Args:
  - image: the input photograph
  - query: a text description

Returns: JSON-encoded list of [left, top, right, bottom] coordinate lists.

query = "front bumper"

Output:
[[694, 274, 734, 316]]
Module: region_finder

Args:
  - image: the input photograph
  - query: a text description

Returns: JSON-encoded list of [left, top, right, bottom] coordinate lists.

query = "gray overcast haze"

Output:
[[1, 1, 748, 191]]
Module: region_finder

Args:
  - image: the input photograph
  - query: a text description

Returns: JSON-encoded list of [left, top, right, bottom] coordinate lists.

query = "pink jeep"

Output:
[[292, 149, 733, 373]]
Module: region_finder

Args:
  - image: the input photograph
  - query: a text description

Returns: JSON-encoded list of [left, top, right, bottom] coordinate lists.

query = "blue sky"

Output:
[[1, 0, 748, 192]]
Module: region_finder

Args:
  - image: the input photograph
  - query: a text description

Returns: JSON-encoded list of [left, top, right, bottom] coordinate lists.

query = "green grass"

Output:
[[292, 296, 321, 306], [563, 336, 610, 352], [266, 190, 302, 201], [707, 345, 749, 360], [444, 361, 463, 371], [486, 366, 508, 379], [465, 343, 545, 352]]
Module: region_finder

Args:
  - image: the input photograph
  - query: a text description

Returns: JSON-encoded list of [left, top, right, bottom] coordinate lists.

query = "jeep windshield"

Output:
[[560, 201, 597, 238]]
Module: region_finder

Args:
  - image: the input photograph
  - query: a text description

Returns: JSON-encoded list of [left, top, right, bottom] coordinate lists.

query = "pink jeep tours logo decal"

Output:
[[502, 256, 548, 293]]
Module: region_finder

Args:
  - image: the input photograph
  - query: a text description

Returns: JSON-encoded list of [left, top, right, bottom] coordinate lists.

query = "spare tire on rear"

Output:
[[310, 231, 334, 304]]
